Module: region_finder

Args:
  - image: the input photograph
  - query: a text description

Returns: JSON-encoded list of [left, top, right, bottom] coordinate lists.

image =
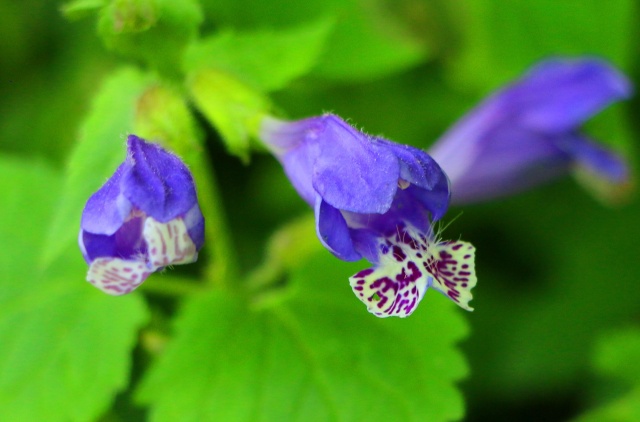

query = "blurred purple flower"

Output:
[[79, 135, 204, 295], [429, 58, 633, 204], [261, 114, 476, 317]]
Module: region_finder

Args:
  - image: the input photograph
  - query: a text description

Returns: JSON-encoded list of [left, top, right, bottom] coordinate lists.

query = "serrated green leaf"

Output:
[[41, 67, 153, 270], [199, 0, 430, 82], [188, 69, 271, 162], [98, 0, 202, 74], [137, 251, 468, 421], [0, 157, 148, 421], [184, 19, 333, 92], [449, 0, 636, 91]]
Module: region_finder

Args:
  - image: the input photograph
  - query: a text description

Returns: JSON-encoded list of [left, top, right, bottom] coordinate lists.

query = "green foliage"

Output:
[[184, 19, 333, 92], [3, 0, 640, 420], [138, 250, 467, 422], [449, 0, 637, 91], [61, 0, 106, 20], [97, 0, 202, 74], [593, 328, 640, 384], [188, 69, 271, 162], [200, 0, 430, 82], [309, 1, 429, 82], [184, 19, 334, 160], [0, 157, 148, 421], [573, 328, 640, 422]]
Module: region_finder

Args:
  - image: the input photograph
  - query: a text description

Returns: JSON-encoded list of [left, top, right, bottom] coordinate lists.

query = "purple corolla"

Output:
[[260, 114, 476, 317], [79, 135, 204, 295], [430, 57, 632, 204]]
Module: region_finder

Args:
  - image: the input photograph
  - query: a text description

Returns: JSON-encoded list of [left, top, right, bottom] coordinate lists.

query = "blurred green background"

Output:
[[1, 0, 639, 421]]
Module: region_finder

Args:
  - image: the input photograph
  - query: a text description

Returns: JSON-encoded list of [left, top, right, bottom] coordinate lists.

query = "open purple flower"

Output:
[[79, 135, 204, 295], [260, 114, 476, 317], [429, 58, 633, 204]]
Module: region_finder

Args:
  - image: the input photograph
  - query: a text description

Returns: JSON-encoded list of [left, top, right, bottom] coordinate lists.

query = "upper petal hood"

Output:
[[122, 135, 199, 223], [311, 115, 400, 214]]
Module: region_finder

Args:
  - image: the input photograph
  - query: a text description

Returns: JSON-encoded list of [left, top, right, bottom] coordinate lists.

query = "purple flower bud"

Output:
[[430, 57, 633, 204], [260, 114, 476, 317], [79, 135, 204, 295]]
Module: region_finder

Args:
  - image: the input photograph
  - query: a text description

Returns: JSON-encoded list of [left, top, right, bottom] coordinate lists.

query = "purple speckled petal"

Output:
[[315, 198, 361, 261], [81, 163, 133, 235], [348, 223, 476, 318], [311, 115, 400, 214], [143, 217, 198, 270], [122, 135, 198, 223], [426, 240, 477, 311], [87, 257, 151, 296]]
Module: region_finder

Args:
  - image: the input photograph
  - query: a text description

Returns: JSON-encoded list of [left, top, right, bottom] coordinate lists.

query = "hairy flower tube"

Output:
[[79, 135, 204, 295], [260, 114, 476, 317], [429, 57, 633, 204]]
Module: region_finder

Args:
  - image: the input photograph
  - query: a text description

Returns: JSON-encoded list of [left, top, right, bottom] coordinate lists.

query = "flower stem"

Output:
[[134, 82, 240, 289], [140, 275, 206, 296], [191, 151, 240, 288]]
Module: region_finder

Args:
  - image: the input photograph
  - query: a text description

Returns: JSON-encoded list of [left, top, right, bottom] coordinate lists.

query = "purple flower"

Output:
[[79, 135, 204, 295], [260, 114, 476, 317], [429, 58, 633, 204]]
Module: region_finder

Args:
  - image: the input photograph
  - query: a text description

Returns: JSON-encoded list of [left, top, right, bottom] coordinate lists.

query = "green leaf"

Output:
[[0, 158, 62, 291], [573, 328, 640, 422], [41, 67, 153, 269], [592, 328, 640, 385], [199, 0, 430, 82], [187, 69, 271, 162], [137, 251, 468, 421], [184, 19, 334, 92], [0, 157, 148, 421], [310, 1, 429, 82], [98, 0, 202, 74], [575, 389, 640, 422], [449, 0, 636, 91], [60, 0, 106, 20]]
